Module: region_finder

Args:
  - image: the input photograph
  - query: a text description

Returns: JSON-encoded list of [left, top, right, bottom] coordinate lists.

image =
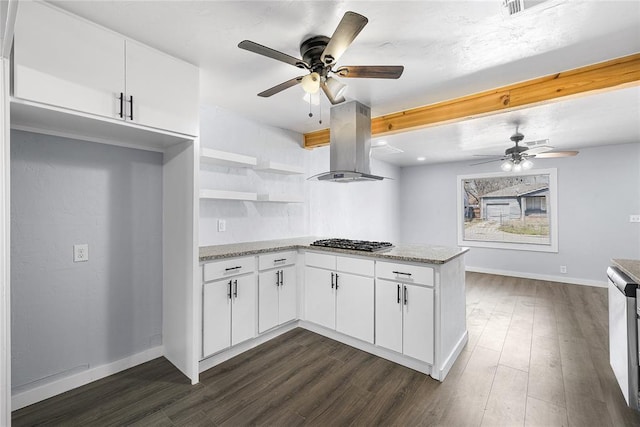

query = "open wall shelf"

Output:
[[257, 194, 304, 203], [200, 189, 258, 201], [255, 160, 304, 175], [200, 148, 257, 168]]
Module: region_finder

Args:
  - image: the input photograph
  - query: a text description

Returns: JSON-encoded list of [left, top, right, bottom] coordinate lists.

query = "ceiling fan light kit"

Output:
[[238, 11, 404, 106], [325, 76, 347, 100], [301, 72, 320, 94]]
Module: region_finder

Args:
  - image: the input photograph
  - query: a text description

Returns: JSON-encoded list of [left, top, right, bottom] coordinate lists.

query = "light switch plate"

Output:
[[218, 219, 226, 232], [630, 215, 640, 223], [73, 244, 89, 262]]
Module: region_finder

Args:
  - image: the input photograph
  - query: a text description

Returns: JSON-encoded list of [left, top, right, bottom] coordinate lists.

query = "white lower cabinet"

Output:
[[304, 266, 336, 330], [258, 265, 296, 333], [376, 279, 434, 364], [305, 253, 374, 343], [202, 273, 256, 358]]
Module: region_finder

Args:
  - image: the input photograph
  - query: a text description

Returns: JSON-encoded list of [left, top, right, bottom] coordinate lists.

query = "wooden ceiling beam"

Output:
[[303, 52, 640, 148]]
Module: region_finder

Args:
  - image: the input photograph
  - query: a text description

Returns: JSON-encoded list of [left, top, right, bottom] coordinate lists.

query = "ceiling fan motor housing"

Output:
[[300, 36, 330, 74]]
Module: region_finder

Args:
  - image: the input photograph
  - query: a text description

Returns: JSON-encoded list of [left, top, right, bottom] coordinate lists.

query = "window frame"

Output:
[[456, 168, 558, 253]]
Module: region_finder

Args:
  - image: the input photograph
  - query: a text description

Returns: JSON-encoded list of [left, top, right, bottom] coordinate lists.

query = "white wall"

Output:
[[0, 58, 10, 426], [198, 104, 401, 245], [399, 142, 640, 284], [10, 130, 163, 394], [308, 146, 401, 242], [199, 105, 308, 245]]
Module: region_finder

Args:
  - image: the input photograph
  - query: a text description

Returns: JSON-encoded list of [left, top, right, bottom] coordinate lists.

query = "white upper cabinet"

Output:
[[125, 40, 199, 136], [13, 2, 199, 136], [13, 2, 124, 119]]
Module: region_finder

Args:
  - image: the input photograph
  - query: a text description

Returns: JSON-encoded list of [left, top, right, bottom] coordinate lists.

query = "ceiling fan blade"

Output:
[[238, 40, 308, 69], [525, 145, 554, 155], [534, 151, 579, 158], [334, 65, 404, 79], [469, 157, 505, 166], [321, 11, 368, 66], [258, 76, 304, 97], [321, 80, 346, 105]]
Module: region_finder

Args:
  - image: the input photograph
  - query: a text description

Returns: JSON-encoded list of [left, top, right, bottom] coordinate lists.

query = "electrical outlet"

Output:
[[218, 219, 226, 232], [73, 244, 89, 262], [630, 215, 640, 223], [560, 265, 567, 274]]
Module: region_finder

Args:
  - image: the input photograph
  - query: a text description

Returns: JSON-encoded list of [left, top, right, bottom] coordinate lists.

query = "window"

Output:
[[457, 169, 558, 252]]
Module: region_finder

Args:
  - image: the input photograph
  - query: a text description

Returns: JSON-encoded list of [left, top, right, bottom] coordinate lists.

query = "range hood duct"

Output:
[[309, 100, 385, 182]]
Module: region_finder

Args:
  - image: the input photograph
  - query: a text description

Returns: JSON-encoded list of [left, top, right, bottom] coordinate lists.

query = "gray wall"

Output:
[[10, 130, 163, 393], [399, 142, 640, 284]]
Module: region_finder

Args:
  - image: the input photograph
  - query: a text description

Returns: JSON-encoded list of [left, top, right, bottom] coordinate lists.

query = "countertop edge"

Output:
[[199, 241, 469, 265], [612, 259, 640, 284]]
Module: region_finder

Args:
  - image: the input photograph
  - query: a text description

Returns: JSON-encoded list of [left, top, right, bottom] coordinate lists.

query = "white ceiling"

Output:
[[49, 0, 640, 166]]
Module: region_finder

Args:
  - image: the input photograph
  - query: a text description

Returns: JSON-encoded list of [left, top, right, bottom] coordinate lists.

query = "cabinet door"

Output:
[[375, 280, 403, 353], [258, 270, 280, 333], [13, 2, 125, 119], [304, 266, 335, 330], [403, 285, 434, 364], [231, 275, 256, 346], [278, 266, 297, 325], [336, 273, 374, 343], [203, 279, 231, 357], [125, 41, 199, 136]]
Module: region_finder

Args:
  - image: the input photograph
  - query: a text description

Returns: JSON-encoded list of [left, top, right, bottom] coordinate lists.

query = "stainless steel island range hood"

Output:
[[309, 100, 385, 182]]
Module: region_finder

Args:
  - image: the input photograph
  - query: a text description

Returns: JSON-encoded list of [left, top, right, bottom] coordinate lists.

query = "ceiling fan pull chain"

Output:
[[319, 102, 322, 124], [308, 95, 313, 118]]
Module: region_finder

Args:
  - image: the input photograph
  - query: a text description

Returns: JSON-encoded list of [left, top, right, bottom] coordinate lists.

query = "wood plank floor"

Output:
[[12, 272, 640, 426]]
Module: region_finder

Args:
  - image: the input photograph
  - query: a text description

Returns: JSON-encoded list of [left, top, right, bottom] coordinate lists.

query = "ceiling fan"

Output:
[[238, 11, 404, 105], [471, 130, 579, 171]]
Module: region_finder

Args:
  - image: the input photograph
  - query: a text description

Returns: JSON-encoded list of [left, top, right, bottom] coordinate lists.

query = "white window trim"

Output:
[[457, 168, 558, 253]]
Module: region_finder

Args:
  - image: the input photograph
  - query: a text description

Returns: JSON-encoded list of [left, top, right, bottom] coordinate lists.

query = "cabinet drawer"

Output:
[[305, 252, 336, 270], [337, 256, 374, 277], [258, 251, 297, 270], [376, 261, 434, 286], [203, 256, 255, 282]]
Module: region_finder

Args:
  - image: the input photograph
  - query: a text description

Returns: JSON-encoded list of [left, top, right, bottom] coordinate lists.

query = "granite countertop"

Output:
[[612, 259, 640, 284], [199, 237, 469, 265]]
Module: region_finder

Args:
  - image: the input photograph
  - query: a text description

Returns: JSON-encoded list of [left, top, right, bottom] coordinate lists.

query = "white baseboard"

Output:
[[298, 321, 434, 377], [199, 322, 298, 373], [11, 346, 164, 411], [466, 266, 607, 288]]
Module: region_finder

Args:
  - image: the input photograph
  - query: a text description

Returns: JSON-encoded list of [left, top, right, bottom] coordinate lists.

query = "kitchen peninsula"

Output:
[[199, 238, 468, 381]]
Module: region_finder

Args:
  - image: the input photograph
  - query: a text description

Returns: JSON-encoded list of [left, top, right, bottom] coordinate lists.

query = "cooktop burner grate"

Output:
[[310, 238, 393, 252]]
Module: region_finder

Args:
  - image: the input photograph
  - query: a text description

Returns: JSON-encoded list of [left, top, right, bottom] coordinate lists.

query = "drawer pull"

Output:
[[274, 258, 287, 263], [225, 266, 242, 271], [393, 271, 412, 277]]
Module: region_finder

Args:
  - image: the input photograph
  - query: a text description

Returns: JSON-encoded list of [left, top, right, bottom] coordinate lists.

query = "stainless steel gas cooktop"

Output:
[[310, 238, 393, 252]]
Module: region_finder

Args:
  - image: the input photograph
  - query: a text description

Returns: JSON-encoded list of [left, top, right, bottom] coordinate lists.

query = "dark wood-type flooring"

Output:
[[12, 272, 640, 426]]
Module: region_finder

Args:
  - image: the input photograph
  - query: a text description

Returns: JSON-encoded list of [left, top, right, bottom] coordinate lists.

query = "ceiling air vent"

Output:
[[503, 0, 549, 16]]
